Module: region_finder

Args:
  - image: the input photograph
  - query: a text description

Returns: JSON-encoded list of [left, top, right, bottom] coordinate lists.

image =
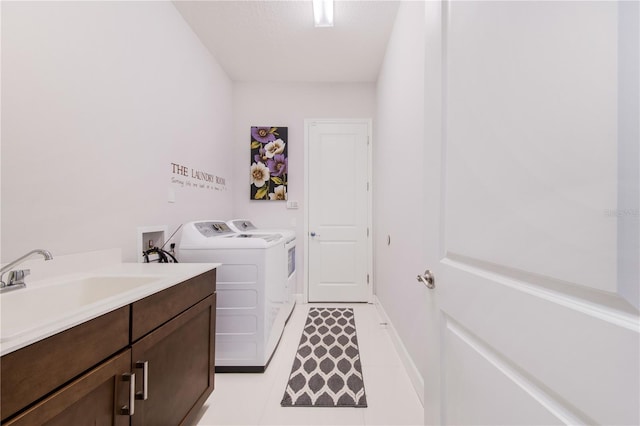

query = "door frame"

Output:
[[303, 118, 374, 303]]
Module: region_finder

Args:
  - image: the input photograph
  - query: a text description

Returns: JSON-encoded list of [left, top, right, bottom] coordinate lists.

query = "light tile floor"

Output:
[[195, 303, 424, 426]]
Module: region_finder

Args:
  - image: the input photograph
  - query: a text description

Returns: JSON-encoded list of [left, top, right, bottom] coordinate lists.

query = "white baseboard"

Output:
[[373, 295, 425, 405]]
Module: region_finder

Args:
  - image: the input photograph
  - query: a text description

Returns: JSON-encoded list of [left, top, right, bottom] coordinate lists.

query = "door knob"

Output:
[[417, 269, 435, 289], [310, 232, 320, 237]]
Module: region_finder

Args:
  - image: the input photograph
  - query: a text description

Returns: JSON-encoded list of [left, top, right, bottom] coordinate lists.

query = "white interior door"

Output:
[[306, 120, 372, 302], [423, 1, 639, 425]]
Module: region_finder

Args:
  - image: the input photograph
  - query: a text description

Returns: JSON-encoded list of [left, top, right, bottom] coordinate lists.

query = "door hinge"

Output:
[[367, 227, 369, 237], [366, 182, 369, 191], [367, 274, 370, 285]]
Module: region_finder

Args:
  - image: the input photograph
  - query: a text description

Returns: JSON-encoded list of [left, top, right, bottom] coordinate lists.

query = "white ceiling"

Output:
[[173, 0, 400, 83]]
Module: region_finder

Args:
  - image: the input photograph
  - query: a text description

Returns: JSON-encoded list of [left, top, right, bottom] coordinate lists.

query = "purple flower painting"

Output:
[[250, 126, 288, 200]]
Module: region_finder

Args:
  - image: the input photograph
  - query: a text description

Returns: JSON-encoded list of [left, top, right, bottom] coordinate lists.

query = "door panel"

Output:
[[444, 0, 617, 292], [440, 261, 638, 424], [319, 243, 357, 283], [424, 1, 639, 425], [318, 134, 358, 225], [443, 319, 566, 426], [308, 121, 371, 302]]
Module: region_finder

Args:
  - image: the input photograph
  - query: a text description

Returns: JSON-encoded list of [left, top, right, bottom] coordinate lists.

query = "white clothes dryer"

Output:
[[179, 220, 287, 372], [226, 219, 297, 319]]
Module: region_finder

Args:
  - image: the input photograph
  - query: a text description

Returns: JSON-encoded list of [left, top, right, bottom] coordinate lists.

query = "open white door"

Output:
[[306, 120, 372, 303], [423, 1, 639, 425]]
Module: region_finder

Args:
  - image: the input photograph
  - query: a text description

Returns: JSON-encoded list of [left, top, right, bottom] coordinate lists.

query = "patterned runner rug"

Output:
[[281, 307, 367, 407]]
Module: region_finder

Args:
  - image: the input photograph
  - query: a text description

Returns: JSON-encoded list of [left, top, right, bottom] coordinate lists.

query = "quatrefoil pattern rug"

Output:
[[281, 307, 367, 407]]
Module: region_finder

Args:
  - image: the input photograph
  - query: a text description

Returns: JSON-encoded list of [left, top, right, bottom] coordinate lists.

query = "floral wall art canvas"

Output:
[[250, 126, 288, 200]]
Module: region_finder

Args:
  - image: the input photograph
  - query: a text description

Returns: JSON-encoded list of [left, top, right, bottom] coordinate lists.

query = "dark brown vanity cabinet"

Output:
[[130, 270, 216, 426], [1, 269, 216, 426]]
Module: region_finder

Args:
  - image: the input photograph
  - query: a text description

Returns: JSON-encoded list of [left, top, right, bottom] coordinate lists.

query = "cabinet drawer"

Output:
[[4, 349, 132, 426], [1, 306, 130, 421], [131, 269, 216, 342]]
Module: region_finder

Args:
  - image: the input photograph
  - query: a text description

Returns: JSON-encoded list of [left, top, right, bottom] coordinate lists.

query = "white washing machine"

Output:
[[226, 219, 297, 319], [179, 220, 287, 372]]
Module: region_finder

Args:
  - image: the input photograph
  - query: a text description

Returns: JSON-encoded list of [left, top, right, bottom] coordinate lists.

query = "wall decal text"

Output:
[[170, 162, 227, 191]]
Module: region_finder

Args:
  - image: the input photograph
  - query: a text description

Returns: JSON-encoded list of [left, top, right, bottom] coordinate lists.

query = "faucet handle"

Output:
[[8, 269, 30, 286]]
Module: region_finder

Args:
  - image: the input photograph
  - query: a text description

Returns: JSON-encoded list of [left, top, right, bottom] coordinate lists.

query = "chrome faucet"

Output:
[[0, 249, 53, 292]]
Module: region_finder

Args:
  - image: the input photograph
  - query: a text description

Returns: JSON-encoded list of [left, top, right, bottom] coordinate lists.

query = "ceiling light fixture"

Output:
[[313, 0, 334, 27]]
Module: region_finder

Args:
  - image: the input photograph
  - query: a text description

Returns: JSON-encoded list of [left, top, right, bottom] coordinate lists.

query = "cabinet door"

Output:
[[131, 294, 215, 426], [5, 349, 132, 426]]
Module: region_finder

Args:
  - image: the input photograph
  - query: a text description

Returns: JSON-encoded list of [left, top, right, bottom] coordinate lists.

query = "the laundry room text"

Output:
[[170, 162, 227, 191]]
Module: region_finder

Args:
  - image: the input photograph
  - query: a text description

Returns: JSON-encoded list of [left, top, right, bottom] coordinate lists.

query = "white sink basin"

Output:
[[0, 275, 161, 343]]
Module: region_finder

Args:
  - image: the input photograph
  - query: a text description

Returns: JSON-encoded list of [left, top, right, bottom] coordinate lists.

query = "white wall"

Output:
[[1, 2, 234, 262], [373, 0, 427, 393], [232, 82, 376, 295]]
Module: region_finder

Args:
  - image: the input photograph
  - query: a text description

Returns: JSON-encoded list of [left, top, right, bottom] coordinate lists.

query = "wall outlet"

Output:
[[286, 200, 299, 209]]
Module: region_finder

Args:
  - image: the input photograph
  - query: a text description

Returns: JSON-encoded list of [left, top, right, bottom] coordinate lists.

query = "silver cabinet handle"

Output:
[[416, 270, 435, 289], [135, 361, 149, 400], [120, 372, 136, 416]]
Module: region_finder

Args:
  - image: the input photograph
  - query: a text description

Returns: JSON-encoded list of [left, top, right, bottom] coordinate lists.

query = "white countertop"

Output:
[[0, 250, 219, 356]]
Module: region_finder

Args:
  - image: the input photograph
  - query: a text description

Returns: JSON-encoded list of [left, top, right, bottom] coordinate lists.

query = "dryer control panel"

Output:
[[194, 221, 233, 238], [230, 220, 257, 231]]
